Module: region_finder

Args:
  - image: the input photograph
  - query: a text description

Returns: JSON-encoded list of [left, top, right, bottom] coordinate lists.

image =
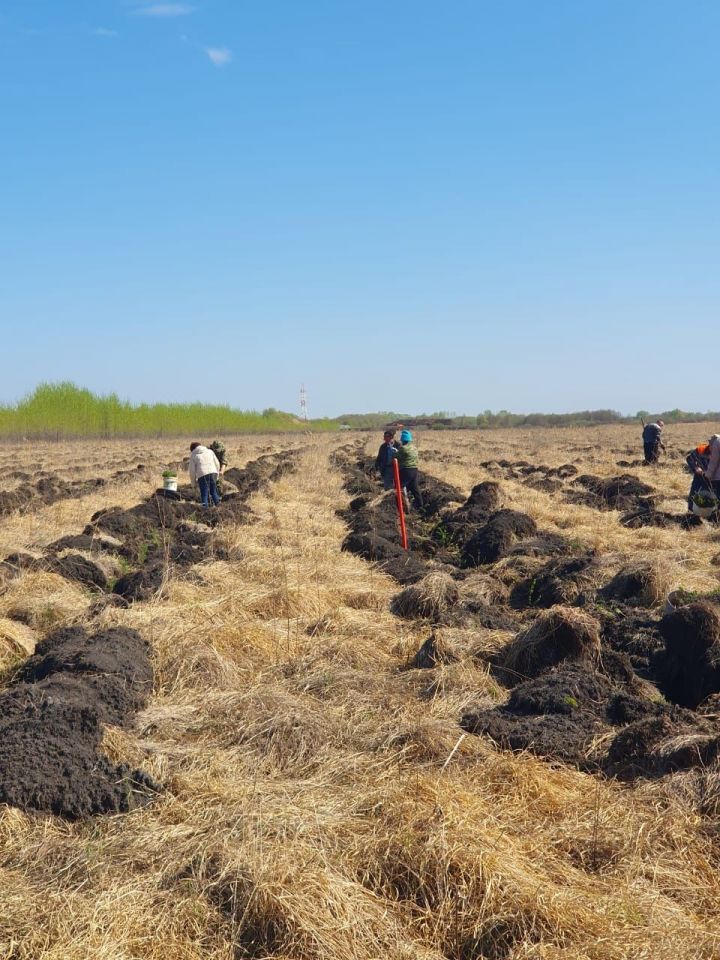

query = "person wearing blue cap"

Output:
[[396, 429, 423, 510]]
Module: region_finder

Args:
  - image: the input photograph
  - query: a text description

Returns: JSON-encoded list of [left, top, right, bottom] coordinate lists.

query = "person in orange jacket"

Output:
[[686, 441, 711, 512]]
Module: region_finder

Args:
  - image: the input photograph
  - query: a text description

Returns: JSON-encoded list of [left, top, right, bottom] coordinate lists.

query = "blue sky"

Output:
[[1, 1, 718, 417]]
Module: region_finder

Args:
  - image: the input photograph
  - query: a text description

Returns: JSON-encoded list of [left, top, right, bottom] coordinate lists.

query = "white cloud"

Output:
[[94, 27, 119, 37], [136, 4, 195, 17], [206, 46, 232, 67]]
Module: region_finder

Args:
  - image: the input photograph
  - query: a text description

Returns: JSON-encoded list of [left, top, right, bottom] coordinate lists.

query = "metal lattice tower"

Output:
[[300, 384, 308, 421]]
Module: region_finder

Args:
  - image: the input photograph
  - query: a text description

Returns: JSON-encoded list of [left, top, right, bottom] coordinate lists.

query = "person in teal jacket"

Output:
[[396, 429, 423, 510]]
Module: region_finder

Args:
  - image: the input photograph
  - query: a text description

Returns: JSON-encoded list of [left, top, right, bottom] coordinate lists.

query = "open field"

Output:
[[0, 425, 719, 959]]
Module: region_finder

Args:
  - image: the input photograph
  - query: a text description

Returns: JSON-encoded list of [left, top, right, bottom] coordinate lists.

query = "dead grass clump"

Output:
[[406, 631, 460, 668], [420, 659, 505, 717], [0, 570, 90, 632], [157, 638, 243, 694], [390, 572, 460, 621], [496, 607, 601, 683], [180, 687, 335, 773], [0, 617, 36, 658], [374, 717, 476, 766], [601, 556, 677, 606], [456, 570, 509, 606]]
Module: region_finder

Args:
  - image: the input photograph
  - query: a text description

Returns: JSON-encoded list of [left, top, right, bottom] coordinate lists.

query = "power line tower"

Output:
[[299, 384, 308, 421]]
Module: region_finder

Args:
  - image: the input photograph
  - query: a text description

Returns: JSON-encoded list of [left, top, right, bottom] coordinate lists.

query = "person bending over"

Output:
[[642, 419, 665, 463], [188, 442, 221, 507]]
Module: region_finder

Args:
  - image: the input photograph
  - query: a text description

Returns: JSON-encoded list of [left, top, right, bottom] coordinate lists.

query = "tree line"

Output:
[[0, 383, 335, 439]]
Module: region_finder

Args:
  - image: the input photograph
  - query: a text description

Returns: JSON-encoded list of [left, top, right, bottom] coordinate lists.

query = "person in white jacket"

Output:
[[188, 442, 221, 507]]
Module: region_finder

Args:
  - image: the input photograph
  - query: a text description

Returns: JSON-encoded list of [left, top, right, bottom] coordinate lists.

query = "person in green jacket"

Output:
[[396, 429, 423, 510]]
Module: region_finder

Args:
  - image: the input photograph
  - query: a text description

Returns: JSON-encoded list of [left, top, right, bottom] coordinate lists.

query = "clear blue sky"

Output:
[[1, 1, 718, 418]]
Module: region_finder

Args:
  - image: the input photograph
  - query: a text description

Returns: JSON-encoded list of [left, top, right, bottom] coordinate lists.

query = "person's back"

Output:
[[210, 440, 227, 472], [704, 435, 720, 482], [396, 440, 419, 469], [396, 430, 423, 510], [642, 419, 664, 462], [188, 442, 222, 507], [188, 444, 219, 481]]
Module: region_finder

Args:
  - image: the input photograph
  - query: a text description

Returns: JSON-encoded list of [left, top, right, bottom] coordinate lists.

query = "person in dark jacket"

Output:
[[642, 419, 665, 463], [686, 442, 711, 512], [396, 429, 423, 510], [374, 430, 398, 491], [210, 440, 228, 475]]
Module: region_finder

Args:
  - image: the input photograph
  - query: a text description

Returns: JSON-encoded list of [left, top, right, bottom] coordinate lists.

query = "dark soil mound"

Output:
[[462, 663, 688, 775], [510, 555, 597, 609], [46, 533, 120, 554], [552, 464, 578, 478], [452, 599, 518, 631], [16, 626, 153, 722], [0, 626, 156, 818], [461, 510, 537, 566], [604, 713, 720, 780], [594, 604, 663, 675], [566, 474, 656, 512], [416, 474, 464, 516], [380, 552, 432, 584], [432, 482, 502, 546], [0, 687, 156, 818], [113, 564, 166, 602], [45, 553, 108, 589], [619, 507, 703, 530], [653, 602, 720, 708], [493, 607, 601, 683], [461, 666, 612, 767], [0, 551, 41, 578], [523, 476, 563, 493], [505, 532, 577, 559], [507, 666, 613, 716], [342, 530, 403, 563], [465, 481, 501, 512], [464, 710, 601, 766]]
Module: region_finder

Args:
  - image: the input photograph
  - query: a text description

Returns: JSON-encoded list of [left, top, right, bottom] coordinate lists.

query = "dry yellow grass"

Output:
[[0, 428, 717, 958]]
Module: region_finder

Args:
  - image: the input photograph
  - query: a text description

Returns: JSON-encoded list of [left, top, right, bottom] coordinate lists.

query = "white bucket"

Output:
[[692, 501, 716, 519], [163, 476, 178, 492]]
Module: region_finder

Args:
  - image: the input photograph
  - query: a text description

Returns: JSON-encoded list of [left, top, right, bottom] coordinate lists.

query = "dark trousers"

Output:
[[688, 474, 706, 511], [644, 441, 660, 463], [380, 466, 395, 491], [198, 472, 221, 507], [400, 467, 423, 510]]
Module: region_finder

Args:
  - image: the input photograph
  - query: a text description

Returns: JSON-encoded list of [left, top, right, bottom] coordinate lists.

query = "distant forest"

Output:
[[337, 409, 720, 430]]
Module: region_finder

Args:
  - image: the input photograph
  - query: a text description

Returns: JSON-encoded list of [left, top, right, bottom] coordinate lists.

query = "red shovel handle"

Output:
[[392, 459, 408, 550]]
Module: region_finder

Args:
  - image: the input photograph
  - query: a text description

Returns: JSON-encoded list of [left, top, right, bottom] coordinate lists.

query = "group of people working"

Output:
[[187, 423, 720, 518], [643, 420, 720, 513], [186, 430, 426, 513], [374, 428, 424, 510]]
